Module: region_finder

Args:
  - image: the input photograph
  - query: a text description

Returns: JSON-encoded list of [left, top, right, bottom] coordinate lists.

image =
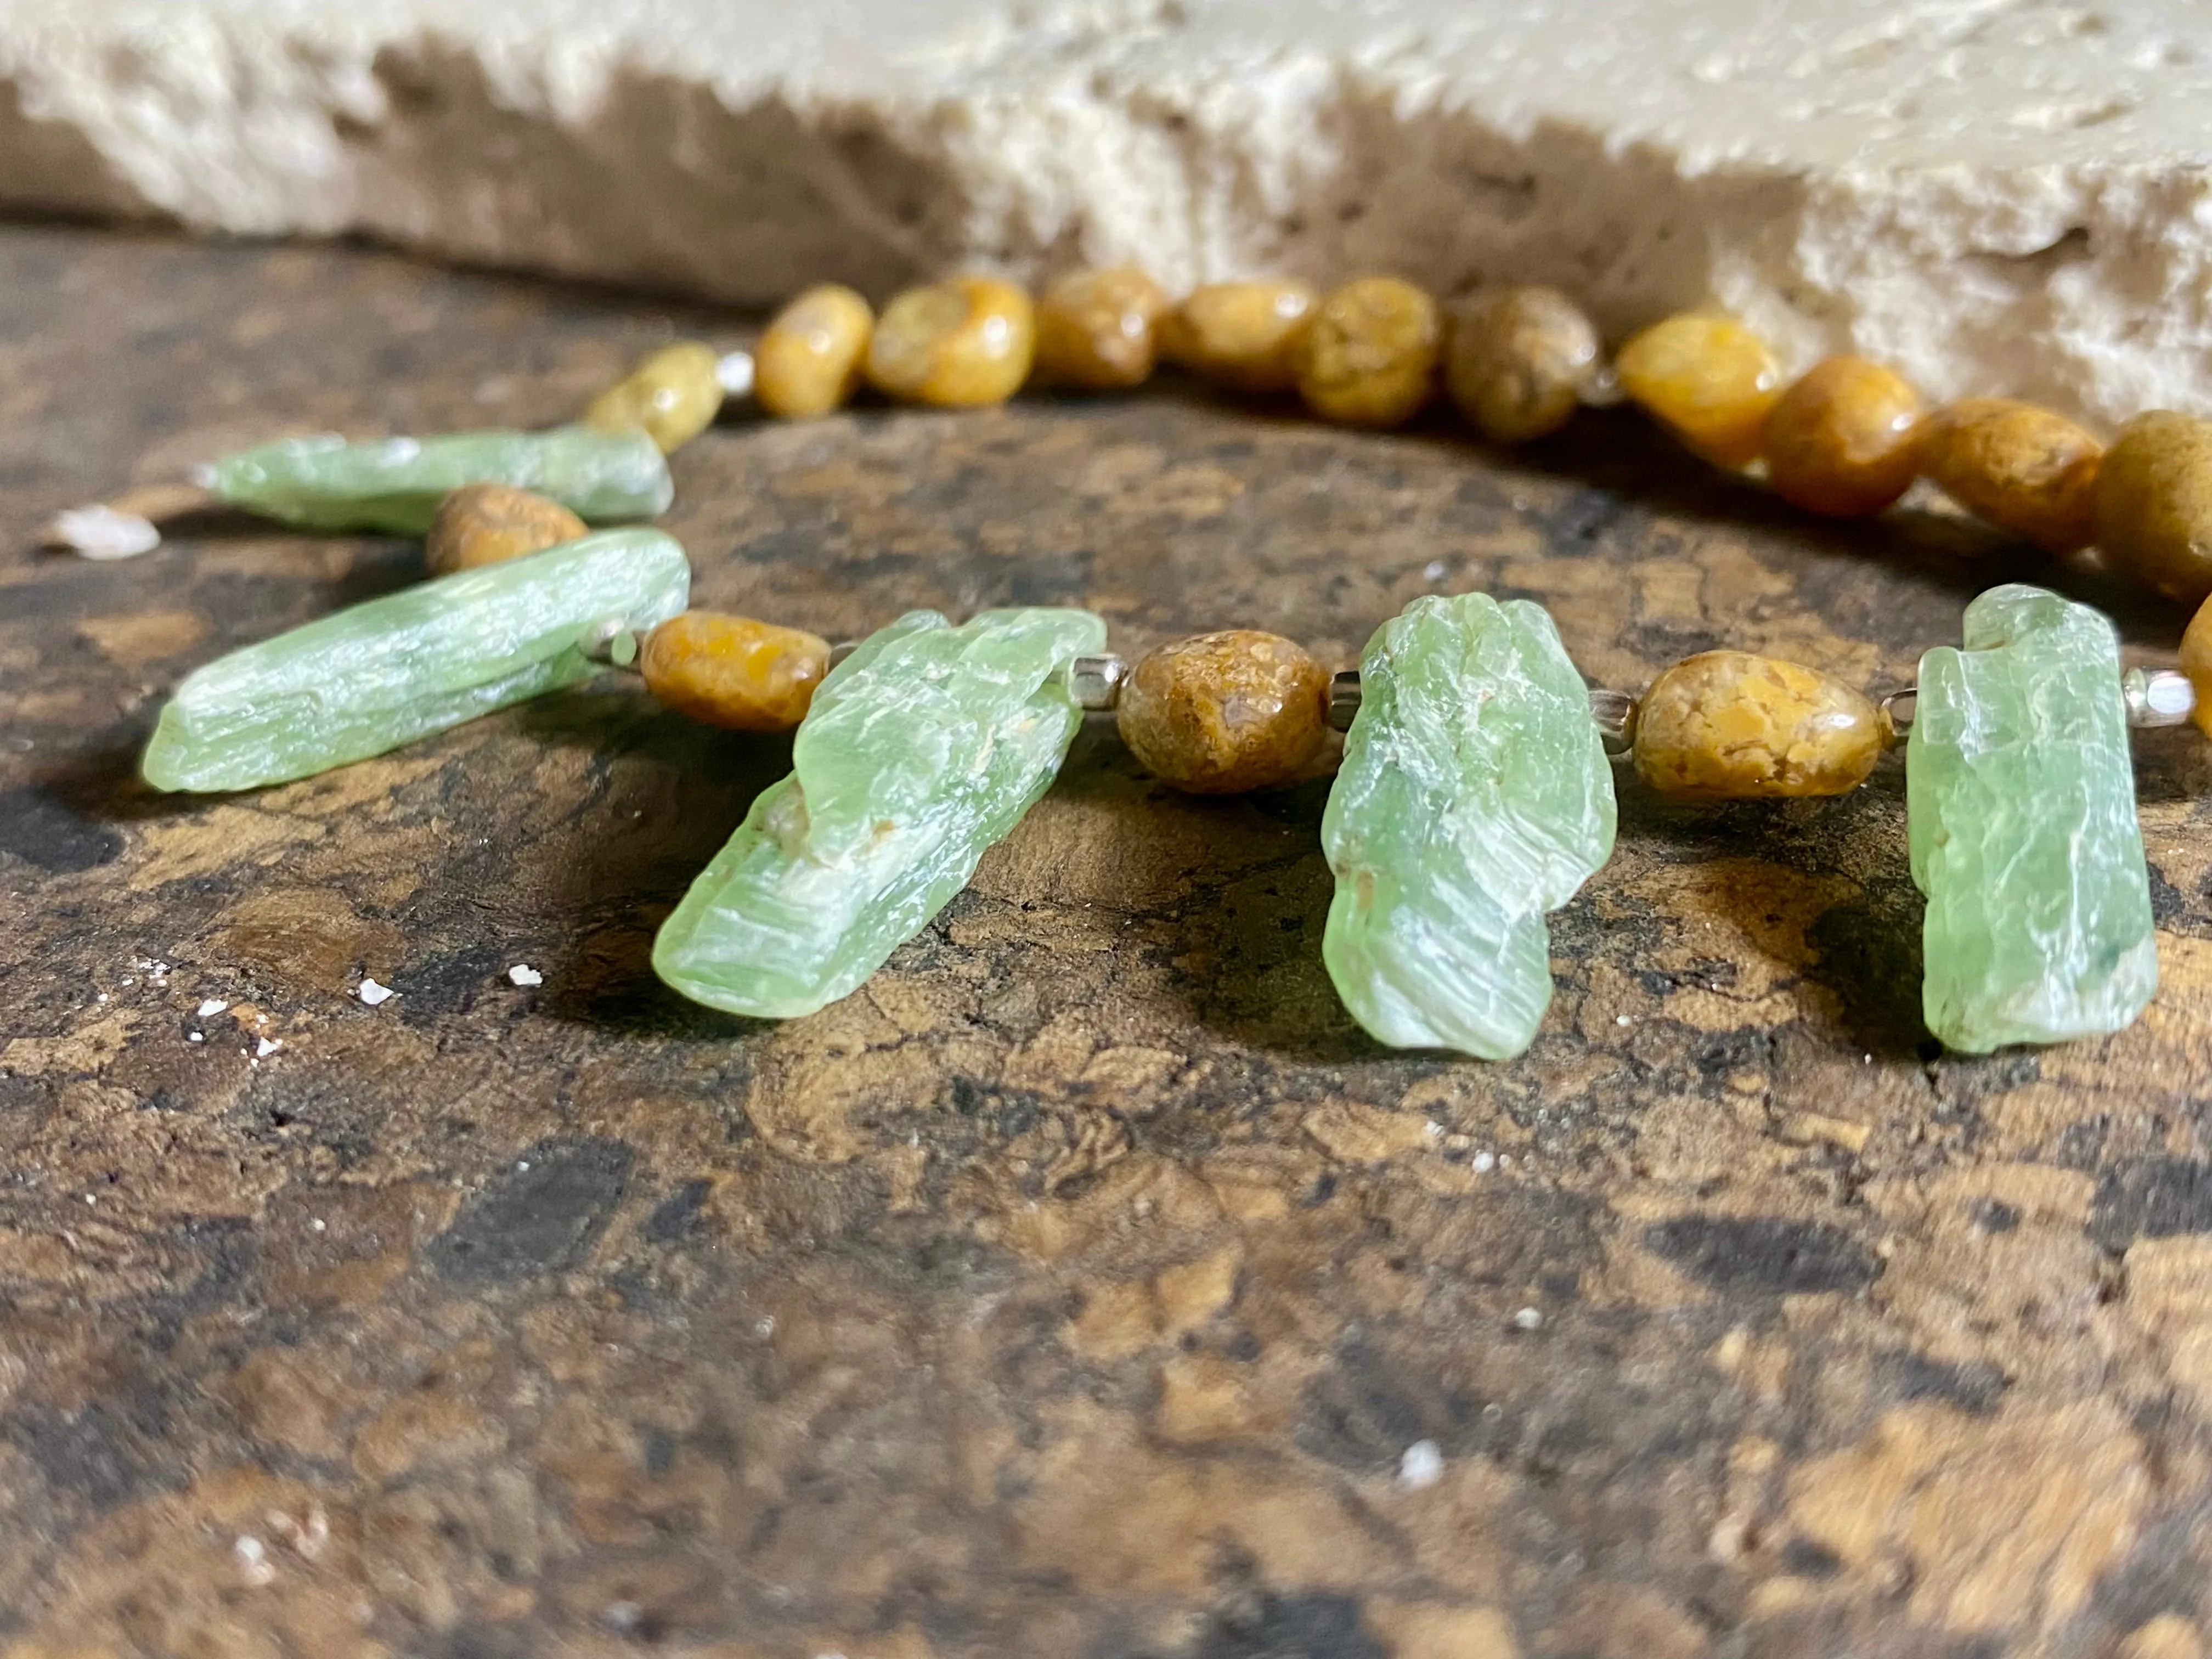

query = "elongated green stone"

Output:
[[1323, 592, 1615, 1059], [143, 529, 690, 793], [208, 425, 673, 533], [1909, 583, 2157, 1051], [653, 606, 1105, 1018]]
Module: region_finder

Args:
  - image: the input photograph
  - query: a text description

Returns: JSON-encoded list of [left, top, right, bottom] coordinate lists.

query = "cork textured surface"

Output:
[[4, 225, 2212, 1658]]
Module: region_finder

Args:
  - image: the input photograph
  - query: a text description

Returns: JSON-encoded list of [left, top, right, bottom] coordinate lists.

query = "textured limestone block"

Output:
[[3, 2, 2212, 427]]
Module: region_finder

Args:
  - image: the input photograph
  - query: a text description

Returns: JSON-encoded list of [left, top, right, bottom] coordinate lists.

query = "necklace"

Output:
[[99, 270, 2212, 1062]]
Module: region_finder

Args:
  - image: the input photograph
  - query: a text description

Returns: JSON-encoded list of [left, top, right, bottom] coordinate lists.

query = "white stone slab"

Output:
[[3, 0, 2210, 425]]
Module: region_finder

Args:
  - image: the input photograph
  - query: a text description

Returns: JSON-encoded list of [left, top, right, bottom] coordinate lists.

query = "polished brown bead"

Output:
[[1762, 356, 1923, 516], [1034, 266, 1170, 390], [1116, 630, 1330, 793], [1916, 397, 2103, 555], [1615, 314, 1785, 467], [640, 611, 833, 732], [1444, 285, 1598, 443], [424, 484, 588, 574], [1633, 650, 1886, 799], [865, 275, 1035, 408], [755, 284, 874, 419], [2095, 410, 2212, 604], [583, 340, 725, 453], [1159, 280, 1317, 393], [1294, 278, 1443, 428]]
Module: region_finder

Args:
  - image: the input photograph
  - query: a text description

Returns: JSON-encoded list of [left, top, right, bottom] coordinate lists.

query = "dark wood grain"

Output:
[[2, 223, 2210, 1659]]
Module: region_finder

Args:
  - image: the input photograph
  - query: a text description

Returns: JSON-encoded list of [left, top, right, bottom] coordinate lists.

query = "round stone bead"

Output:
[[1444, 285, 1599, 444], [1034, 266, 1170, 390], [583, 341, 726, 453], [1762, 356, 1923, 516], [865, 275, 1035, 407], [1294, 278, 1444, 428], [2095, 410, 2212, 603], [1916, 397, 2103, 555], [1116, 630, 1331, 793], [1633, 650, 1886, 799], [640, 611, 833, 732], [1614, 314, 1785, 467], [755, 284, 874, 419], [424, 484, 587, 574], [1159, 280, 1317, 393]]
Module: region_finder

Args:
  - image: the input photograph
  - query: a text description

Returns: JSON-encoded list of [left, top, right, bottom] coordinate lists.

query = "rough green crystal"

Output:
[[1323, 592, 1615, 1059], [142, 529, 690, 793], [653, 606, 1105, 1018], [1908, 583, 2157, 1052], [207, 425, 673, 533]]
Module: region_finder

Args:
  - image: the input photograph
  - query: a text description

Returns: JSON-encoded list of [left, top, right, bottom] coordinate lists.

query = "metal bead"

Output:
[[1328, 669, 1363, 732], [2125, 666, 2197, 727], [828, 640, 859, 668], [1587, 687, 1637, 755], [716, 349, 757, 399], [1880, 686, 1918, 742], [1067, 653, 1127, 711]]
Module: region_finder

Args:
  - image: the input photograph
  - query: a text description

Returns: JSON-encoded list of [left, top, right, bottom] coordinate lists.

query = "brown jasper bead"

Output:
[[1916, 397, 2103, 555], [1159, 280, 1317, 393], [640, 611, 832, 732], [755, 284, 874, 419], [424, 484, 587, 574], [583, 340, 725, 453], [2095, 410, 2212, 603], [1034, 266, 1170, 390], [2180, 594, 2212, 740], [1444, 285, 1599, 444], [1614, 314, 1785, 468], [1116, 630, 1331, 794], [1633, 650, 1886, 799], [1762, 356, 1923, 517], [865, 275, 1035, 408], [1294, 277, 1444, 428]]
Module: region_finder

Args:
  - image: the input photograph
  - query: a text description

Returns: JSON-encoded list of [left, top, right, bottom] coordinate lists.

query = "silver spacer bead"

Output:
[[828, 640, 859, 669], [1067, 654, 1127, 712], [1588, 687, 1637, 755], [1328, 669, 1363, 732], [578, 616, 641, 669], [1880, 686, 1917, 744], [2126, 667, 2197, 728], [716, 348, 756, 400]]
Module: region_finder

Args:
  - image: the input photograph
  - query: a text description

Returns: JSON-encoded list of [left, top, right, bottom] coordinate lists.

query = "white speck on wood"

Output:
[[356, 977, 395, 1006]]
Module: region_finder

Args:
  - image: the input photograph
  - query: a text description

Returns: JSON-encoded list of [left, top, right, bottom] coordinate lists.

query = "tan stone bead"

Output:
[[1633, 650, 1886, 799], [1034, 266, 1170, 390], [755, 284, 874, 419], [424, 484, 587, 574], [1762, 356, 1923, 517], [1159, 280, 1317, 393], [1916, 397, 2103, 555], [2183, 594, 2212, 740], [1614, 314, 1785, 468], [1444, 285, 1599, 444], [1294, 278, 1443, 428], [1116, 630, 1330, 794], [583, 340, 725, 453], [640, 611, 832, 732], [2095, 410, 2212, 604], [865, 275, 1035, 408]]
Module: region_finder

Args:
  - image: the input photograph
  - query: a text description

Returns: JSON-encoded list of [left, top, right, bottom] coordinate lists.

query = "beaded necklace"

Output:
[[95, 268, 2212, 1062]]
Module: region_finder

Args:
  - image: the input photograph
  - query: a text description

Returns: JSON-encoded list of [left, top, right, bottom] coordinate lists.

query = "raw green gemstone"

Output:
[[207, 425, 673, 533], [1323, 592, 1615, 1059], [142, 529, 690, 793], [1909, 583, 2157, 1051], [653, 606, 1105, 1019]]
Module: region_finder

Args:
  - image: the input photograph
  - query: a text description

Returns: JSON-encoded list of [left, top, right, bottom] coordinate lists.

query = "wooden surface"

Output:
[[4, 224, 2212, 1659]]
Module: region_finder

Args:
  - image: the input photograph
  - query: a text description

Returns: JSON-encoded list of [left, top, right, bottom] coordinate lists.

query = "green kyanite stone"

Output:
[[1323, 592, 1615, 1059], [1908, 583, 2157, 1052], [207, 424, 673, 533], [142, 528, 690, 793], [653, 606, 1106, 1019]]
